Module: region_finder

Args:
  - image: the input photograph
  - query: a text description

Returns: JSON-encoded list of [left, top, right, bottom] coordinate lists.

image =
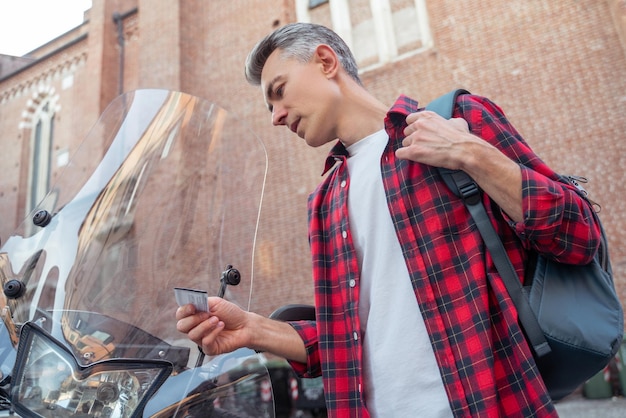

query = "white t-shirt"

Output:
[[346, 129, 453, 417]]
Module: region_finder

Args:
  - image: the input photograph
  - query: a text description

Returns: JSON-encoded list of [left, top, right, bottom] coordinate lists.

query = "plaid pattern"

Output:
[[289, 94, 600, 417]]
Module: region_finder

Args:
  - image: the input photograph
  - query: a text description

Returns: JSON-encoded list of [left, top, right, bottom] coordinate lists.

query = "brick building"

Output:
[[1, 0, 625, 317]]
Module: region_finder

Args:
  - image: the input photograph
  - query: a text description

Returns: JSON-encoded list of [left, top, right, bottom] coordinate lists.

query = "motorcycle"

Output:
[[0, 89, 286, 417]]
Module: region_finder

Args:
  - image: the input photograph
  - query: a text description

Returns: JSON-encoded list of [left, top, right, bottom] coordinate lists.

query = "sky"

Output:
[[0, 0, 92, 56]]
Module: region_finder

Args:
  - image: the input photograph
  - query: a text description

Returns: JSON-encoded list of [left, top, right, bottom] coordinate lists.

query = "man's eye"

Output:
[[275, 86, 284, 97]]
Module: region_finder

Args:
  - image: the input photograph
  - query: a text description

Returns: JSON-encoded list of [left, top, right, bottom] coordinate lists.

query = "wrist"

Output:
[[245, 311, 265, 351], [245, 313, 308, 362], [456, 136, 492, 174]]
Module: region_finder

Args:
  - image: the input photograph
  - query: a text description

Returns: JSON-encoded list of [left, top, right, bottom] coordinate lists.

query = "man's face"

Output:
[[261, 48, 341, 148]]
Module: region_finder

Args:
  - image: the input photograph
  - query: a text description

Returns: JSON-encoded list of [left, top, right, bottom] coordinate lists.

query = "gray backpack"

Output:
[[426, 89, 623, 400]]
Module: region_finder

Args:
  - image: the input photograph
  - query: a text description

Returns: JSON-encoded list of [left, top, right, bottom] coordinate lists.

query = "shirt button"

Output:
[[340, 180, 347, 187], [342, 230, 348, 239], [349, 279, 356, 287], [353, 332, 359, 341]]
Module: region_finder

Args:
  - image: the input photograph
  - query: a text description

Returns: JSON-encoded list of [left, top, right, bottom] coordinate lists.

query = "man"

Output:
[[177, 23, 600, 417]]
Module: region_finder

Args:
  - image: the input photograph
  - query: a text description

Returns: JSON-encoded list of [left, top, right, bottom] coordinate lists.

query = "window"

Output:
[[27, 99, 55, 215], [296, 0, 432, 71]]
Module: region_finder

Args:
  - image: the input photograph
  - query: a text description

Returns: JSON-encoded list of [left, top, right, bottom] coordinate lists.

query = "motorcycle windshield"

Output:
[[0, 90, 273, 417]]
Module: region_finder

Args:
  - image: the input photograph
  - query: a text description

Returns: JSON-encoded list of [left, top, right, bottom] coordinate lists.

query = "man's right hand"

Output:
[[176, 296, 309, 363], [176, 296, 251, 356]]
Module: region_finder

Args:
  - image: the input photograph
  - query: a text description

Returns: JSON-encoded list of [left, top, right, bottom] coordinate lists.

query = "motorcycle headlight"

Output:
[[11, 321, 173, 418]]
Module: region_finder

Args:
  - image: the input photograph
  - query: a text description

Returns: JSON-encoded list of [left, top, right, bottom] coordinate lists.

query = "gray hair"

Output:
[[245, 22, 361, 86]]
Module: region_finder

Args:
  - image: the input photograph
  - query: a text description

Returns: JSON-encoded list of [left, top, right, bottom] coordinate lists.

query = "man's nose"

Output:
[[272, 105, 287, 126]]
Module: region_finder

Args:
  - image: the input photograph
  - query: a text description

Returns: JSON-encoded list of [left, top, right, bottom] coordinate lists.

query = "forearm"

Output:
[[459, 138, 523, 222], [449, 94, 599, 261], [247, 312, 308, 363], [459, 137, 600, 263]]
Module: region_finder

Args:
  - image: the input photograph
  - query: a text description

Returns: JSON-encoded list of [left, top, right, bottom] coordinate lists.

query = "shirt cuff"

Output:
[[503, 165, 566, 242], [287, 320, 322, 378]]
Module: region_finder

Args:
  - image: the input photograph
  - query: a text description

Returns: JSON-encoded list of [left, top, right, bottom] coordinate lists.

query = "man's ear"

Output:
[[313, 44, 340, 79]]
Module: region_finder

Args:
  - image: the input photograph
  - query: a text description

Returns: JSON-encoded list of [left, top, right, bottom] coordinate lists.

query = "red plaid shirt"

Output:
[[289, 94, 600, 417]]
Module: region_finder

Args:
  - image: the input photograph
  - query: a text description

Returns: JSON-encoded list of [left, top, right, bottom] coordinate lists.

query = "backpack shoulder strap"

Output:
[[425, 88, 471, 119], [425, 89, 551, 357], [425, 89, 473, 199]]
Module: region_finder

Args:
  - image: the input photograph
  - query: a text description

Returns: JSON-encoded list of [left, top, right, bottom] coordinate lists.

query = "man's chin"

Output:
[[305, 136, 337, 148]]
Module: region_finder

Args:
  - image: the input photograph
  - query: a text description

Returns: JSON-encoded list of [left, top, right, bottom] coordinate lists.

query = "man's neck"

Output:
[[335, 86, 389, 147]]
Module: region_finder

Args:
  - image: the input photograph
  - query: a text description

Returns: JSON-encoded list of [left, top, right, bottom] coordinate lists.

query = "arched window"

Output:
[[26, 99, 55, 214], [296, 0, 432, 71]]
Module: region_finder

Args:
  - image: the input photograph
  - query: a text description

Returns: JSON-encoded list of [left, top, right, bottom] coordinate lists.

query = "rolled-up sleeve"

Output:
[[511, 165, 601, 264], [458, 94, 602, 266], [287, 320, 322, 378]]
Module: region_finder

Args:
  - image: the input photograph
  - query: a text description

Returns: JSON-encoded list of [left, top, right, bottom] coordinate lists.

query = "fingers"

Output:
[[175, 304, 210, 333], [175, 303, 196, 320], [404, 110, 439, 130], [188, 316, 225, 348], [405, 109, 440, 124], [405, 111, 468, 134], [398, 111, 472, 169], [403, 111, 440, 140], [404, 111, 424, 136], [175, 304, 224, 351]]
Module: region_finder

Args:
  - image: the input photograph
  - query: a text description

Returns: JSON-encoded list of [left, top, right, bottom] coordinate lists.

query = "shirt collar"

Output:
[[322, 141, 349, 175], [384, 94, 420, 133], [322, 95, 421, 175]]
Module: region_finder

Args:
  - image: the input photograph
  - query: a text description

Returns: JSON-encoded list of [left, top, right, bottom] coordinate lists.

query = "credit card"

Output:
[[174, 287, 209, 312]]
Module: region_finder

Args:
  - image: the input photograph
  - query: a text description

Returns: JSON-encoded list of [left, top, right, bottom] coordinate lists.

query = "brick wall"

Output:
[[0, 0, 624, 317]]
